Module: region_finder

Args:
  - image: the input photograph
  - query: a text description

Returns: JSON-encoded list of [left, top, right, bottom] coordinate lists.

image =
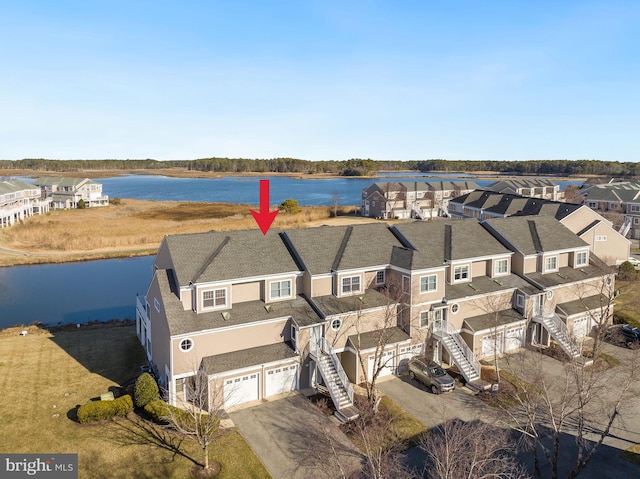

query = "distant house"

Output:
[[485, 178, 564, 201], [33, 177, 108, 209], [0, 180, 51, 228], [449, 190, 629, 265], [361, 181, 479, 219], [576, 182, 640, 239]]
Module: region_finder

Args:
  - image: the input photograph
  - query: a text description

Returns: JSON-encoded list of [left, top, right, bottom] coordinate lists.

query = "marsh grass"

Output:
[[0, 324, 270, 479]]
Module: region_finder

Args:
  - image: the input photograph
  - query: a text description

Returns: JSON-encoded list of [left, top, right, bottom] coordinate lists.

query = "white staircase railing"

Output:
[[433, 320, 481, 382], [534, 311, 581, 358], [310, 338, 354, 409], [619, 218, 632, 237]]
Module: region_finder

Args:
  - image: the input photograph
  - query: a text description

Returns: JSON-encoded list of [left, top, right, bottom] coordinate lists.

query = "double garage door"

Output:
[[223, 364, 298, 409], [481, 327, 524, 358], [368, 350, 395, 381], [398, 343, 424, 372]]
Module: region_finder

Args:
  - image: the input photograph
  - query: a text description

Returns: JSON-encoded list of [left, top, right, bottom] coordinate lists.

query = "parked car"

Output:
[[407, 356, 455, 394], [621, 324, 640, 348], [625, 257, 640, 267]]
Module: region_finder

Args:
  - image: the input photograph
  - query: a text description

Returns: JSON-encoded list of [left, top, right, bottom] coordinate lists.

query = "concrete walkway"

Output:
[[229, 394, 362, 479]]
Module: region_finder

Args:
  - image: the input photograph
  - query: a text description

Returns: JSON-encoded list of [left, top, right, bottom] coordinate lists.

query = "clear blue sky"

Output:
[[1, 1, 638, 162]]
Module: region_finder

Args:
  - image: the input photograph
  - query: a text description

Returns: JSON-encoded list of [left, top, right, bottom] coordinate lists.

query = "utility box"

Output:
[[100, 391, 114, 401]]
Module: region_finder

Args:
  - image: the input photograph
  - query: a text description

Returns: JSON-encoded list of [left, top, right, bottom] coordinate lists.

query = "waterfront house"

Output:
[[361, 181, 479, 219], [0, 180, 50, 228], [33, 177, 108, 209], [137, 218, 614, 418], [485, 178, 564, 201]]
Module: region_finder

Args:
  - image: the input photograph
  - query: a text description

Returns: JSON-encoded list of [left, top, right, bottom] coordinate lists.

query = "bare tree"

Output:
[[501, 348, 639, 479], [574, 267, 616, 356], [332, 190, 340, 218], [420, 418, 530, 479], [163, 368, 222, 473]]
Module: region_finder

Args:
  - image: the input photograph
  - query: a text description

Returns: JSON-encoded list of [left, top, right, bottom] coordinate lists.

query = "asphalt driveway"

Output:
[[229, 394, 362, 479]]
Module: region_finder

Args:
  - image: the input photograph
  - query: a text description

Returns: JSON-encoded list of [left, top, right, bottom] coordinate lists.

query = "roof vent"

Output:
[[221, 312, 231, 321], [264, 304, 273, 313]]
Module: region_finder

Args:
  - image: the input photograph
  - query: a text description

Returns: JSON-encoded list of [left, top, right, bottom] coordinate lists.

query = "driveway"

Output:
[[379, 344, 640, 479], [229, 394, 362, 479]]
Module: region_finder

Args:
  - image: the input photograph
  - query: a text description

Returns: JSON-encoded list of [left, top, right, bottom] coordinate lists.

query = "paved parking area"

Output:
[[229, 394, 362, 479]]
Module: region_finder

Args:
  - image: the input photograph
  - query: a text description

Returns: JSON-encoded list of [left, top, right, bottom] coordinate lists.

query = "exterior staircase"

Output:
[[433, 321, 486, 391], [619, 218, 632, 237], [310, 338, 359, 422], [533, 312, 581, 360]]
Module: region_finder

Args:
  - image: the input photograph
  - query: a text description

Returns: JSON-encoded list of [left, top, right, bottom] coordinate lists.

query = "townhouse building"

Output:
[[137, 217, 614, 420], [576, 181, 640, 239], [485, 178, 564, 201], [33, 177, 108, 209], [449, 190, 629, 265], [361, 181, 479, 219], [0, 180, 50, 228]]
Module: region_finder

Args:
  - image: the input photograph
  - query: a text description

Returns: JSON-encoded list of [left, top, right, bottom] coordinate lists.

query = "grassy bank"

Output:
[[0, 324, 270, 479], [0, 199, 379, 267]]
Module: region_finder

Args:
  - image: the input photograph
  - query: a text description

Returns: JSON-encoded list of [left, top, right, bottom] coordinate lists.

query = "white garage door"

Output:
[[265, 364, 297, 397], [224, 373, 259, 409], [482, 333, 503, 358], [398, 343, 424, 372], [572, 317, 589, 339], [505, 327, 524, 352], [368, 350, 395, 381]]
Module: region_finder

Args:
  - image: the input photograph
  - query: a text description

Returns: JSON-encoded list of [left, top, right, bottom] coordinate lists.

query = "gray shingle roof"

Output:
[[525, 265, 606, 289], [483, 216, 588, 255], [579, 182, 640, 202], [347, 326, 410, 350], [201, 342, 298, 376], [556, 294, 612, 317], [33, 177, 97, 187], [445, 274, 540, 300], [392, 219, 511, 268], [464, 308, 525, 332], [164, 229, 301, 286], [311, 288, 393, 317], [0, 180, 39, 194]]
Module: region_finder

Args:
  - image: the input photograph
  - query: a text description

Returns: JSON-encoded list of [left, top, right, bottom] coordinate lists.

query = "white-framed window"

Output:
[[419, 311, 429, 327], [179, 338, 193, 352], [575, 251, 588, 267], [635, 218, 640, 225], [450, 303, 459, 314], [270, 280, 292, 299], [544, 256, 558, 272], [420, 274, 437, 293], [402, 275, 411, 293], [154, 298, 160, 312], [595, 235, 607, 241], [587, 201, 598, 208], [453, 265, 469, 282], [331, 318, 342, 331], [629, 205, 640, 213], [516, 294, 525, 308], [342, 276, 361, 294], [432, 308, 444, 323], [494, 259, 508, 275], [376, 270, 385, 285], [291, 324, 297, 344], [203, 288, 227, 308]]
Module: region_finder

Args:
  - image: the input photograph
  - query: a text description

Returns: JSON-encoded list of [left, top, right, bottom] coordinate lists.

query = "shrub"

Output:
[[77, 395, 134, 424], [279, 198, 302, 214], [618, 261, 638, 281], [77, 199, 86, 209], [134, 373, 159, 408], [144, 399, 171, 424]]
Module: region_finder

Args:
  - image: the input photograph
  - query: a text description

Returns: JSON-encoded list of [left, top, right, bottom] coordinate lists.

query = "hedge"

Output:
[[144, 399, 210, 429], [77, 394, 134, 424], [133, 373, 160, 408]]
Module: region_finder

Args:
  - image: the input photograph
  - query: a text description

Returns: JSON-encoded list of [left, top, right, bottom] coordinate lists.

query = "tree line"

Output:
[[1, 157, 639, 177]]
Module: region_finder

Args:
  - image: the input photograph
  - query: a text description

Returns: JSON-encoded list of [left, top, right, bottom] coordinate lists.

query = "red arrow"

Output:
[[250, 179, 279, 235]]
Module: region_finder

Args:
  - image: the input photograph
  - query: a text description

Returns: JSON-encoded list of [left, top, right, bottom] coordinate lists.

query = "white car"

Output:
[[626, 257, 640, 267]]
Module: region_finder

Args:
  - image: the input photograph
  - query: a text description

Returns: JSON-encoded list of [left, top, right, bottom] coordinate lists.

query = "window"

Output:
[[203, 288, 227, 308], [376, 270, 385, 285], [154, 298, 160, 312], [270, 280, 292, 299], [291, 324, 297, 344], [575, 251, 588, 266], [432, 308, 444, 323], [450, 303, 459, 314], [420, 275, 437, 293], [494, 259, 508, 275], [179, 338, 193, 352], [544, 256, 558, 272], [402, 275, 411, 293], [595, 235, 607, 241], [453, 265, 469, 282], [419, 311, 428, 327], [516, 294, 525, 308], [630, 205, 640, 213], [342, 276, 361, 294], [331, 318, 342, 331]]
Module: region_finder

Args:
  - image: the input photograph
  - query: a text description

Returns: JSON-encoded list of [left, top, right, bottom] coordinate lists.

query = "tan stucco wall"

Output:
[[581, 223, 629, 265], [326, 307, 397, 351], [312, 276, 332, 297], [511, 254, 525, 275], [523, 256, 537, 274], [232, 281, 261, 303], [147, 275, 172, 385], [472, 260, 487, 278], [411, 270, 446, 306]]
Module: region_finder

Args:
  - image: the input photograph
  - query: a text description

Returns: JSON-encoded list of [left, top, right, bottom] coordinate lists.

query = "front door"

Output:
[[310, 324, 323, 355], [531, 322, 544, 345], [533, 294, 544, 317]]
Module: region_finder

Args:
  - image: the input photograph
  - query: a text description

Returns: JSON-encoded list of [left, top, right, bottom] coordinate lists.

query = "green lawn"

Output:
[[614, 280, 640, 328], [0, 324, 270, 479]]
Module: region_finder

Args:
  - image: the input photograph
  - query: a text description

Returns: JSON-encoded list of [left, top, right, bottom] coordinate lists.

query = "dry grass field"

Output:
[[0, 199, 385, 267], [0, 324, 270, 479]]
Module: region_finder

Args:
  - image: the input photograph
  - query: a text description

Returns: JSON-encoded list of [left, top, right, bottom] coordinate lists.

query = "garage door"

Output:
[[504, 327, 524, 352], [368, 350, 395, 381], [224, 373, 259, 409], [265, 364, 297, 397], [482, 333, 503, 358], [572, 317, 589, 339], [398, 343, 424, 372]]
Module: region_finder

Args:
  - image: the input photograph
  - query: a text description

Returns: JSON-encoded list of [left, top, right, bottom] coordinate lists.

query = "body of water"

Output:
[[0, 256, 154, 330]]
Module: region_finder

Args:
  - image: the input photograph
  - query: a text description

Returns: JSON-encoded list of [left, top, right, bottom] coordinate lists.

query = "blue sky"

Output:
[[1, 1, 638, 162]]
